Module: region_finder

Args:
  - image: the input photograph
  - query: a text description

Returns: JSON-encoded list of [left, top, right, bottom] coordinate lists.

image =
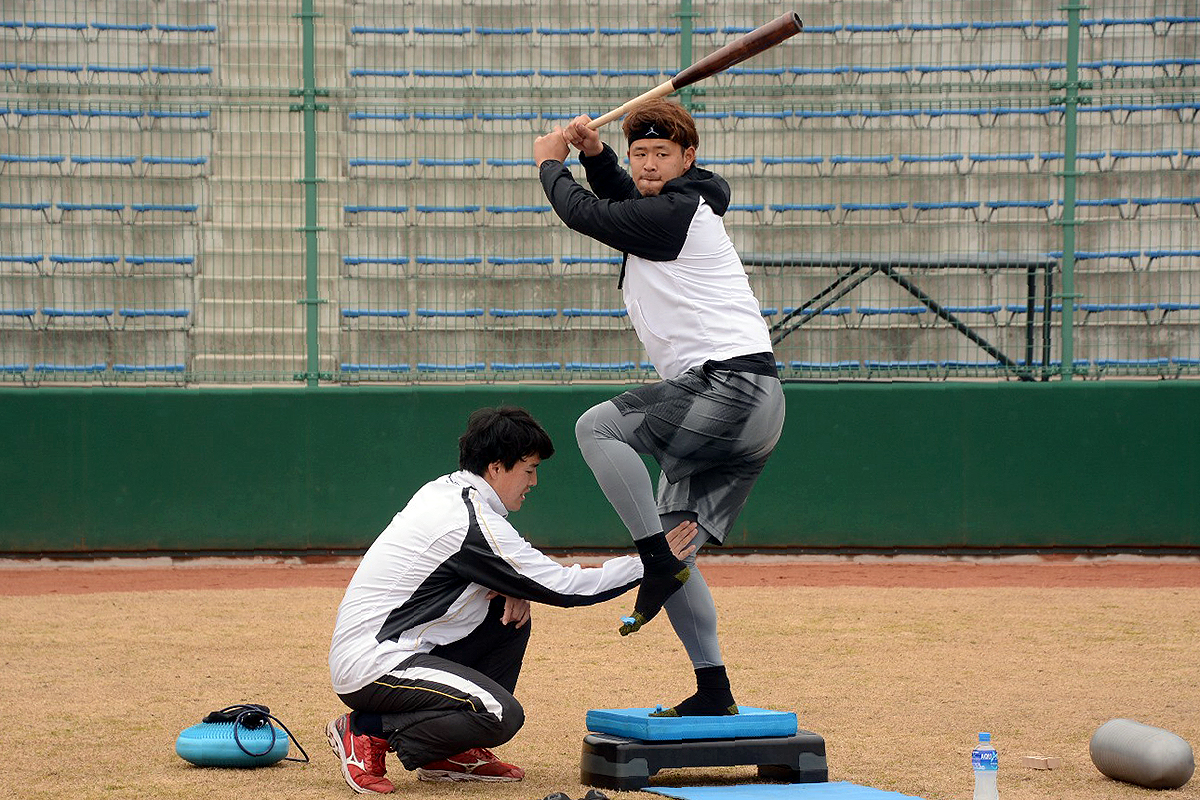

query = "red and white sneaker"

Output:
[[416, 747, 525, 782], [326, 714, 395, 794]]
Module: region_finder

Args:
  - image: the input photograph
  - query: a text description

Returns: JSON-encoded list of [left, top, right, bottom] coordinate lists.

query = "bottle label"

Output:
[[972, 748, 999, 771]]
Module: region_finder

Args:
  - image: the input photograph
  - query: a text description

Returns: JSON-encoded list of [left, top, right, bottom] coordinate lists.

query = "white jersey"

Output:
[[541, 145, 774, 380], [329, 470, 642, 694], [622, 199, 771, 379]]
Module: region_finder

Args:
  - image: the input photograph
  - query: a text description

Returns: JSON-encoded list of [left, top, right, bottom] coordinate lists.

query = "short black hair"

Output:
[[458, 406, 555, 476]]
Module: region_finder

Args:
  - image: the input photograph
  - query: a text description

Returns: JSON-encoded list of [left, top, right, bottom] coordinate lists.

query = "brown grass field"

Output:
[[1, 558, 1198, 800]]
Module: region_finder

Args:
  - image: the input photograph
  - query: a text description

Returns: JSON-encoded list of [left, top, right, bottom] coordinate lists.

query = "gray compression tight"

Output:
[[576, 402, 724, 667]]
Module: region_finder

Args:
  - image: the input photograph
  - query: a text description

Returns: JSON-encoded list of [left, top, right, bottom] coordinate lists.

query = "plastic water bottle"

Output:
[[972, 732, 999, 800]]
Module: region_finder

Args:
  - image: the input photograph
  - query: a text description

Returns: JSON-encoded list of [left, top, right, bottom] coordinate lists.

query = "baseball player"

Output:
[[533, 100, 785, 717]]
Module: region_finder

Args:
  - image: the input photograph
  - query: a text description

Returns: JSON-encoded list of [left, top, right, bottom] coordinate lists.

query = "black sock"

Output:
[[651, 665, 738, 717], [634, 531, 687, 576], [350, 711, 385, 739], [620, 533, 690, 635]]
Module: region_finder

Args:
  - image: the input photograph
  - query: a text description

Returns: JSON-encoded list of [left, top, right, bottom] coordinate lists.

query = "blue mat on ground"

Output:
[[644, 781, 929, 800], [586, 707, 798, 741]]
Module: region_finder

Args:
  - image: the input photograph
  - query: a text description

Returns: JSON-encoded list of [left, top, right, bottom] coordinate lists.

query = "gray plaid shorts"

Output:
[[611, 363, 785, 543]]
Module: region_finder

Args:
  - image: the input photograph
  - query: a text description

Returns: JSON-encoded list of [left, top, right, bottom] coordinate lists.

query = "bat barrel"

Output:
[[671, 12, 803, 90]]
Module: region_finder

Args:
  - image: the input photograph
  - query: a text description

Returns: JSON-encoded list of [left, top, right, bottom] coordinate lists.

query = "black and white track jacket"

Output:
[[329, 469, 641, 693], [540, 144, 773, 380]]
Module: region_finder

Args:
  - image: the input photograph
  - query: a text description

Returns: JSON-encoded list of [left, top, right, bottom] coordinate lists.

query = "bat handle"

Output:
[[586, 79, 678, 130]]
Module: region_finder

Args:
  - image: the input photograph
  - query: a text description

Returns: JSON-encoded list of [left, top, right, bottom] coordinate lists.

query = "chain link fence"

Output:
[[1, 0, 1196, 385]]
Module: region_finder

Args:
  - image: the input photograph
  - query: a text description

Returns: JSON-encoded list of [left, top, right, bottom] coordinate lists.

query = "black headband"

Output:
[[626, 121, 671, 145]]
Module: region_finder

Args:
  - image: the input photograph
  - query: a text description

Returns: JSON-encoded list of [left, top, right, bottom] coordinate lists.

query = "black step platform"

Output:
[[580, 729, 829, 791]]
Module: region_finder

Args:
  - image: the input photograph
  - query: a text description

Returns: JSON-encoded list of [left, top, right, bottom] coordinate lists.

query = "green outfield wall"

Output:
[[0, 382, 1196, 555]]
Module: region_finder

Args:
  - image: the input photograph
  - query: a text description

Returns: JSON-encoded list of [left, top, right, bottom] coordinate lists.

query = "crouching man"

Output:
[[327, 406, 696, 793]]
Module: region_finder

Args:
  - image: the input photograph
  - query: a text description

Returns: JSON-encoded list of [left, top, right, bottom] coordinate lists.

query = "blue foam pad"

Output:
[[175, 722, 290, 768], [586, 707, 798, 741], [645, 781, 930, 799]]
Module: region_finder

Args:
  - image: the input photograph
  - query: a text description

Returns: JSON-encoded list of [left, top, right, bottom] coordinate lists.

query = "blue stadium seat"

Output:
[[34, 362, 107, 377], [87, 65, 149, 83], [0, 308, 36, 326], [1158, 302, 1200, 320], [112, 364, 186, 380], [349, 25, 409, 40], [57, 203, 125, 223], [1079, 101, 1200, 123], [848, 65, 912, 84], [965, 153, 1036, 172], [840, 23, 906, 41], [118, 308, 191, 328], [342, 256, 409, 273], [769, 203, 837, 224], [415, 308, 484, 320], [475, 26, 533, 37], [536, 26, 595, 37], [828, 154, 893, 173], [566, 361, 637, 373], [0, 255, 44, 272], [857, 306, 929, 326], [349, 68, 409, 81], [561, 308, 627, 319], [488, 308, 558, 322], [907, 22, 970, 36], [145, 109, 211, 130], [126, 255, 196, 275], [1094, 357, 1170, 376], [485, 205, 553, 224], [414, 256, 481, 271], [19, 21, 89, 38], [984, 200, 1056, 222], [0, 154, 65, 175], [413, 26, 470, 36], [1039, 151, 1106, 171], [348, 111, 409, 129], [348, 158, 412, 177], [781, 307, 853, 322], [761, 155, 823, 175], [48, 255, 121, 273], [156, 23, 218, 41], [909, 201, 981, 222], [89, 22, 152, 37], [417, 157, 480, 175], [1130, 197, 1200, 217], [487, 256, 554, 270], [42, 307, 114, 326], [864, 360, 940, 374], [130, 204, 200, 224], [1078, 302, 1154, 323], [416, 362, 485, 373], [1145, 249, 1200, 267], [70, 155, 138, 175], [0, 201, 53, 222], [857, 109, 923, 127], [941, 305, 1003, 319], [149, 65, 213, 85], [841, 202, 908, 223], [340, 364, 412, 374], [340, 309, 410, 324], [344, 205, 408, 224], [17, 63, 85, 83], [2, 108, 76, 128], [491, 362, 562, 373], [789, 360, 861, 373], [898, 153, 964, 172], [142, 155, 208, 176]]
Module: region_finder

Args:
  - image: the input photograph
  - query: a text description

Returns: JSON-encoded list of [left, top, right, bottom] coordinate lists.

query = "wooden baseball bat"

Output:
[[587, 12, 803, 130]]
